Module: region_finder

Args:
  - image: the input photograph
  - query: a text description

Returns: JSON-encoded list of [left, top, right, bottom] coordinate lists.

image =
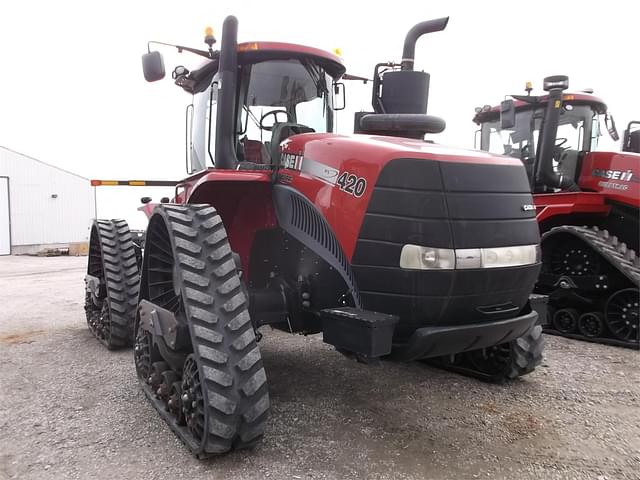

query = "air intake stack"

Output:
[[357, 17, 449, 139]]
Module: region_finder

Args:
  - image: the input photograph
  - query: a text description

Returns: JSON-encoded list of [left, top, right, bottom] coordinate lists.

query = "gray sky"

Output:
[[0, 0, 637, 228]]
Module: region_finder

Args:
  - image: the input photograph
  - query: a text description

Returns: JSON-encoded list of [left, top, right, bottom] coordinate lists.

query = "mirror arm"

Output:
[[148, 40, 214, 59]]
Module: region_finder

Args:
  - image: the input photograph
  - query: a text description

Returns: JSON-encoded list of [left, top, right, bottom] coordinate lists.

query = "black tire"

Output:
[[137, 204, 269, 457], [85, 219, 140, 349], [464, 325, 545, 383]]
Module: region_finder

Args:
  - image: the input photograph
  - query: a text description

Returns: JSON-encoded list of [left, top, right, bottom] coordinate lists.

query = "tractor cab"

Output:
[[235, 50, 344, 168], [473, 80, 619, 192], [143, 31, 345, 174]]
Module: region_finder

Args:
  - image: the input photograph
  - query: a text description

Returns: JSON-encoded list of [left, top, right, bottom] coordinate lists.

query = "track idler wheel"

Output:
[[605, 289, 640, 342], [577, 312, 604, 338], [552, 308, 579, 333]]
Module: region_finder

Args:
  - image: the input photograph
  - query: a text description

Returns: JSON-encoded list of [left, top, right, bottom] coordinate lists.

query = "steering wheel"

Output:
[[259, 109, 293, 131], [555, 137, 568, 148]]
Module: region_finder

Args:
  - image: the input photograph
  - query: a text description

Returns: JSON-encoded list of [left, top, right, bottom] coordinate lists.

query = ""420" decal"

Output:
[[337, 172, 367, 197]]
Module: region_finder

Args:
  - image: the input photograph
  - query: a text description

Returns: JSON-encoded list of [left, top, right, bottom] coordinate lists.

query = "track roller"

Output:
[[552, 308, 579, 334], [84, 219, 140, 349], [135, 204, 270, 457], [577, 312, 604, 338]]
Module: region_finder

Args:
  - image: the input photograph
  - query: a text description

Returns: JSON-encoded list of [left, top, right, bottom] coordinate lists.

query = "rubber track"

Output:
[[503, 324, 545, 380], [541, 225, 639, 347], [88, 219, 140, 349], [542, 225, 640, 287], [141, 204, 270, 457], [426, 325, 545, 383]]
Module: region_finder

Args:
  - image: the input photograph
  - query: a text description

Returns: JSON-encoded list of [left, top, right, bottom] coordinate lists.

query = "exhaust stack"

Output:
[[534, 75, 579, 191], [401, 17, 449, 71], [378, 17, 449, 115], [214, 15, 239, 170]]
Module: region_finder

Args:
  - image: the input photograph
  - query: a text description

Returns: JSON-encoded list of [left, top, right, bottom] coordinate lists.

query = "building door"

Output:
[[0, 177, 10, 255]]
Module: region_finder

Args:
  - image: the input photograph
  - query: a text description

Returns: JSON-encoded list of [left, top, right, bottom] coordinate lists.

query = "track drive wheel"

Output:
[[463, 325, 545, 383], [605, 289, 639, 342], [137, 204, 270, 457], [84, 219, 140, 349]]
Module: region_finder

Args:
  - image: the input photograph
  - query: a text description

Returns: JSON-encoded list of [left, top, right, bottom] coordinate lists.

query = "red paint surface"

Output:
[[533, 192, 611, 224], [577, 151, 640, 207], [280, 133, 521, 260]]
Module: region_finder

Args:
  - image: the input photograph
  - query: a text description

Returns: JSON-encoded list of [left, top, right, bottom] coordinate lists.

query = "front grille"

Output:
[[351, 158, 540, 333]]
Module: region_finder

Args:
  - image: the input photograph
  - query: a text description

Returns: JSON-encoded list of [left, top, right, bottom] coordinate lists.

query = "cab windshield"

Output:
[[480, 104, 598, 159], [188, 58, 336, 171], [237, 59, 334, 160]]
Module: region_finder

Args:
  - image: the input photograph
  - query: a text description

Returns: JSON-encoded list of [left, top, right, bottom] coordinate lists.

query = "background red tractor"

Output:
[[473, 77, 639, 348], [85, 16, 547, 457]]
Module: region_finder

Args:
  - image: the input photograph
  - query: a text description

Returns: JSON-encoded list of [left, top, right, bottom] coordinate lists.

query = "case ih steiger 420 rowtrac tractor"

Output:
[[85, 16, 547, 457], [473, 77, 640, 349]]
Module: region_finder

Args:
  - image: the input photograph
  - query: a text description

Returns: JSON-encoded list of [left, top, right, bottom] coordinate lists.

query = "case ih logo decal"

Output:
[[591, 169, 637, 182], [591, 168, 638, 191], [281, 153, 304, 170]]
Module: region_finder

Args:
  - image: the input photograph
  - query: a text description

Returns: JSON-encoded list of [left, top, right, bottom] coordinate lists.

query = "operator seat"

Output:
[[241, 138, 271, 164], [269, 123, 315, 165], [557, 149, 580, 181]]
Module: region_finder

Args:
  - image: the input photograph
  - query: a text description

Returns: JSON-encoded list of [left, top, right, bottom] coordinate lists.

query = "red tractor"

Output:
[[85, 16, 547, 457], [473, 77, 640, 348]]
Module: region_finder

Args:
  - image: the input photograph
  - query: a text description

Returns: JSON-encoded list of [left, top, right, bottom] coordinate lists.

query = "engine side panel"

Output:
[[578, 151, 640, 207], [277, 133, 525, 260]]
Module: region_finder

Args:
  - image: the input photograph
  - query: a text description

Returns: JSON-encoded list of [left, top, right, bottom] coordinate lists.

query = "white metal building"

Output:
[[0, 146, 96, 255]]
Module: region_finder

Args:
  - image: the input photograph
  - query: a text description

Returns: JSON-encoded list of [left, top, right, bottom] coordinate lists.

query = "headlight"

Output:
[[399, 245, 455, 270], [400, 244, 540, 270]]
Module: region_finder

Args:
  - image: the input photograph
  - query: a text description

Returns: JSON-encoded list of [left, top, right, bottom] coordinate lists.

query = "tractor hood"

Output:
[[281, 132, 522, 168], [274, 131, 540, 333]]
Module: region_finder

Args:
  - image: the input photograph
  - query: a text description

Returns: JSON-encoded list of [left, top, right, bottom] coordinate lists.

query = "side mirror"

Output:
[[604, 113, 619, 142], [142, 51, 166, 82], [333, 82, 346, 111], [500, 99, 516, 129]]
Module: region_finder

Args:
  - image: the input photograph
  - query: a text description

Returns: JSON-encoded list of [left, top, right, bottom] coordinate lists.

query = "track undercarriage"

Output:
[[538, 225, 640, 349]]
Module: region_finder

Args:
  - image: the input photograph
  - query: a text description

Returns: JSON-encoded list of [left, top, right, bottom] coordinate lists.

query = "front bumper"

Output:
[[393, 296, 546, 361]]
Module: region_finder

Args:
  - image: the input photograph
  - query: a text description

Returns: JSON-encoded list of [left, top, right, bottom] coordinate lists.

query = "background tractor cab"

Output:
[[473, 77, 623, 192], [473, 76, 640, 349]]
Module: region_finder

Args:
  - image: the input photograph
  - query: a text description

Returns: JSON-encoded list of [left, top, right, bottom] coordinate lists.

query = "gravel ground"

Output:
[[0, 256, 638, 480]]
